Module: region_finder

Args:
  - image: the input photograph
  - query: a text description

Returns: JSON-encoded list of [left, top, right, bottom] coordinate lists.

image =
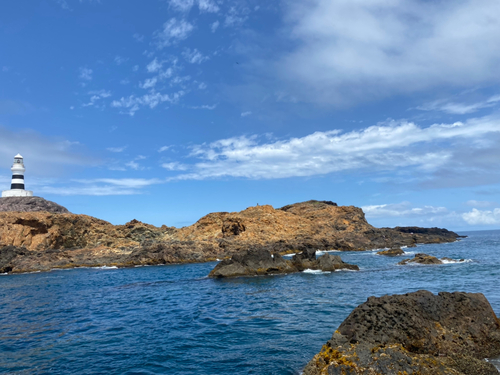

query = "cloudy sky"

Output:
[[1, 0, 500, 230]]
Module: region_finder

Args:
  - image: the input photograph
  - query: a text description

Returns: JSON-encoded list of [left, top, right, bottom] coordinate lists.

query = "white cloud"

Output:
[[276, 0, 500, 105], [158, 146, 170, 152], [111, 90, 186, 115], [169, 0, 194, 12], [133, 65, 139, 72], [362, 202, 448, 218], [211, 20, 220, 33], [79, 67, 93, 80], [82, 90, 111, 107], [162, 162, 189, 171], [462, 208, 500, 225], [224, 6, 249, 27], [417, 95, 500, 115], [140, 77, 158, 89], [466, 200, 497, 208], [146, 58, 162, 73], [114, 55, 128, 65], [0, 126, 96, 176], [37, 178, 163, 196], [107, 146, 127, 153], [198, 82, 207, 90], [168, 0, 218, 13], [133, 33, 144, 42], [170, 115, 500, 180], [125, 161, 140, 170], [154, 18, 194, 49], [190, 104, 217, 110], [182, 48, 209, 64], [241, 111, 252, 117], [198, 0, 219, 13]]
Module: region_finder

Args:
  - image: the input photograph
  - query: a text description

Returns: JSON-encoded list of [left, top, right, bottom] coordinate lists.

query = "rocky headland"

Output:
[[303, 290, 500, 375], [208, 248, 358, 278], [0, 198, 462, 274]]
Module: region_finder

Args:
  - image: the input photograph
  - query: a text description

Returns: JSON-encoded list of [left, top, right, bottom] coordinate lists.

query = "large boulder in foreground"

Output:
[[208, 248, 359, 278], [304, 291, 500, 375], [0, 196, 69, 213]]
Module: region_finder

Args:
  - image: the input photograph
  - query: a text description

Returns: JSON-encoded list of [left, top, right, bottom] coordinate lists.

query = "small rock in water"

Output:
[[377, 248, 405, 256], [398, 253, 442, 265]]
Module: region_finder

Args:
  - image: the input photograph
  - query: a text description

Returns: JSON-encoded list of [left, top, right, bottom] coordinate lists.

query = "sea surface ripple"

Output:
[[1, 230, 499, 374]]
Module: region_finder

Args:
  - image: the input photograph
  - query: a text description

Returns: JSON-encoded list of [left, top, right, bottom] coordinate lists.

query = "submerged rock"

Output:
[[377, 248, 405, 256], [398, 253, 443, 265], [303, 290, 500, 375], [208, 248, 358, 278]]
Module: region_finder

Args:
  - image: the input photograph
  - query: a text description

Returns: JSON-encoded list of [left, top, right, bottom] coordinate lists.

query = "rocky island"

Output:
[[304, 291, 500, 375], [0, 198, 462, 274]]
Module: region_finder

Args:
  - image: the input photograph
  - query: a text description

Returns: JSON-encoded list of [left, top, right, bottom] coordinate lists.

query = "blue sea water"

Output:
[[1, 230, 499, 374]]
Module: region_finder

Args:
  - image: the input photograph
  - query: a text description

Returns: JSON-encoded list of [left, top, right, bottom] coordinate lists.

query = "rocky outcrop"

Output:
[[208, 248, 358, 278], [303, 291, 500, 375], [0, 196, 69, 213], [0, 200, 463, 273], [208, 249, 296, 278], [398, 253, 466, 265], [377, 248, 405, 256]]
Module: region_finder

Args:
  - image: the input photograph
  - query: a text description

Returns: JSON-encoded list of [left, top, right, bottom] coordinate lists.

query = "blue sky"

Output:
[[1, 0, 500, 231]]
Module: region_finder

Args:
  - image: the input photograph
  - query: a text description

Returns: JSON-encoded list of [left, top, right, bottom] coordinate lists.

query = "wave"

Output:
[[441, 258, 473, 264], [302, 269, 331, 274]]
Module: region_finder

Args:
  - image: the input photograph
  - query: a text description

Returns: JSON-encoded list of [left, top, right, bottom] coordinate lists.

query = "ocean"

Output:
[[1, 230, 499, 374]]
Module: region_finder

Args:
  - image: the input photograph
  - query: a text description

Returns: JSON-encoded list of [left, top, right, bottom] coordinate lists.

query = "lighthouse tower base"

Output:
[[1, 190, 34, 198]]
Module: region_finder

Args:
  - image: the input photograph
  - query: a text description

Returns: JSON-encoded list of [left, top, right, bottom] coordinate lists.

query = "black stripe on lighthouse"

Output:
[[11, 183, 25, 189], [12, 175, 24, 179]]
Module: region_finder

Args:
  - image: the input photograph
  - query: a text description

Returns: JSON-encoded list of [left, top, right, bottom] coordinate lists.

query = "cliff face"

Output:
[[0, 200, 461, 273]]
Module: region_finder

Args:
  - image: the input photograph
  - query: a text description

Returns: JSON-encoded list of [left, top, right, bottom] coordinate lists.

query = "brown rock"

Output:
[[398, 253, 443, 265], [377, 248, 405, 256], [0, 196, 69, 213], [304, 291, 500, 375]]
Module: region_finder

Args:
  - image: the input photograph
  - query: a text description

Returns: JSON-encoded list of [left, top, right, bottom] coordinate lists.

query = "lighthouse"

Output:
[[1, 154, 34, 198]]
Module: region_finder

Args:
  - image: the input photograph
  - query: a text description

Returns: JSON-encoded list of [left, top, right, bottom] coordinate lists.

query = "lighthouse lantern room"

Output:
[[1, 154, 34, 198]]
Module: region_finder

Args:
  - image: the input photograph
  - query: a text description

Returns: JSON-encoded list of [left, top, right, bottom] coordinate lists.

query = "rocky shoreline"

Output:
[[0, 198, 462, 274]]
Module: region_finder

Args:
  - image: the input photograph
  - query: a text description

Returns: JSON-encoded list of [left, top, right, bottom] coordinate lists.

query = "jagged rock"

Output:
[[0, 196, 69, 213], [208, 248, 296, 278], [399, 253, 443, 265], [208, 248, 358, 278], [377, 248, 405, 256], [315, 253, 359, 272], [0, 199, 463, 273], [304, 291, 500, 375]]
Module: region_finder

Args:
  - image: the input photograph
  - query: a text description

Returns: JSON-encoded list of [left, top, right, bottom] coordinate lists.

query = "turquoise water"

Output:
[[1, 230, 499, 374]]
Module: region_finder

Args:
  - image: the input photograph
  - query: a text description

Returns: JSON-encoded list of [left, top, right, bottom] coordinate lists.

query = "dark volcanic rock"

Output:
[[208, 248, 359, 278], [377, 248, 405, 256], [0, 197, 69, 214], [315, 253, 359, 272], [208, 248, 296, 278], [304, 290, 500, 375], [399, 253, 443, 265]]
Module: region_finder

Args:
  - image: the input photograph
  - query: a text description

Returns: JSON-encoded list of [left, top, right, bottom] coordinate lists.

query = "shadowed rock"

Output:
[[377, 248, 405, 256], [208, 248, 296, 278], [0, 196, 69, 213], [399, 253, 443, 265], [208, 248, 359, 278], [303, 290, 500, 375]]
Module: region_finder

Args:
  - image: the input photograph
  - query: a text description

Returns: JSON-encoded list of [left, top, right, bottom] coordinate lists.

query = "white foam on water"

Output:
[[94, 266, 118, 270], [441, 258, 473, 264], [302, 269, 331, 274], [216, 258, 221, 261], [403, 251, 416, 255], [316, 250, 341, 256], [0, 272, 8, 276]]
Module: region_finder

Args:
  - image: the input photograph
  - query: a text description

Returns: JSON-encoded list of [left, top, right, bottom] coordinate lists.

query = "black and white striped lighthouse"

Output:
[[1, 154, 34, 198]]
